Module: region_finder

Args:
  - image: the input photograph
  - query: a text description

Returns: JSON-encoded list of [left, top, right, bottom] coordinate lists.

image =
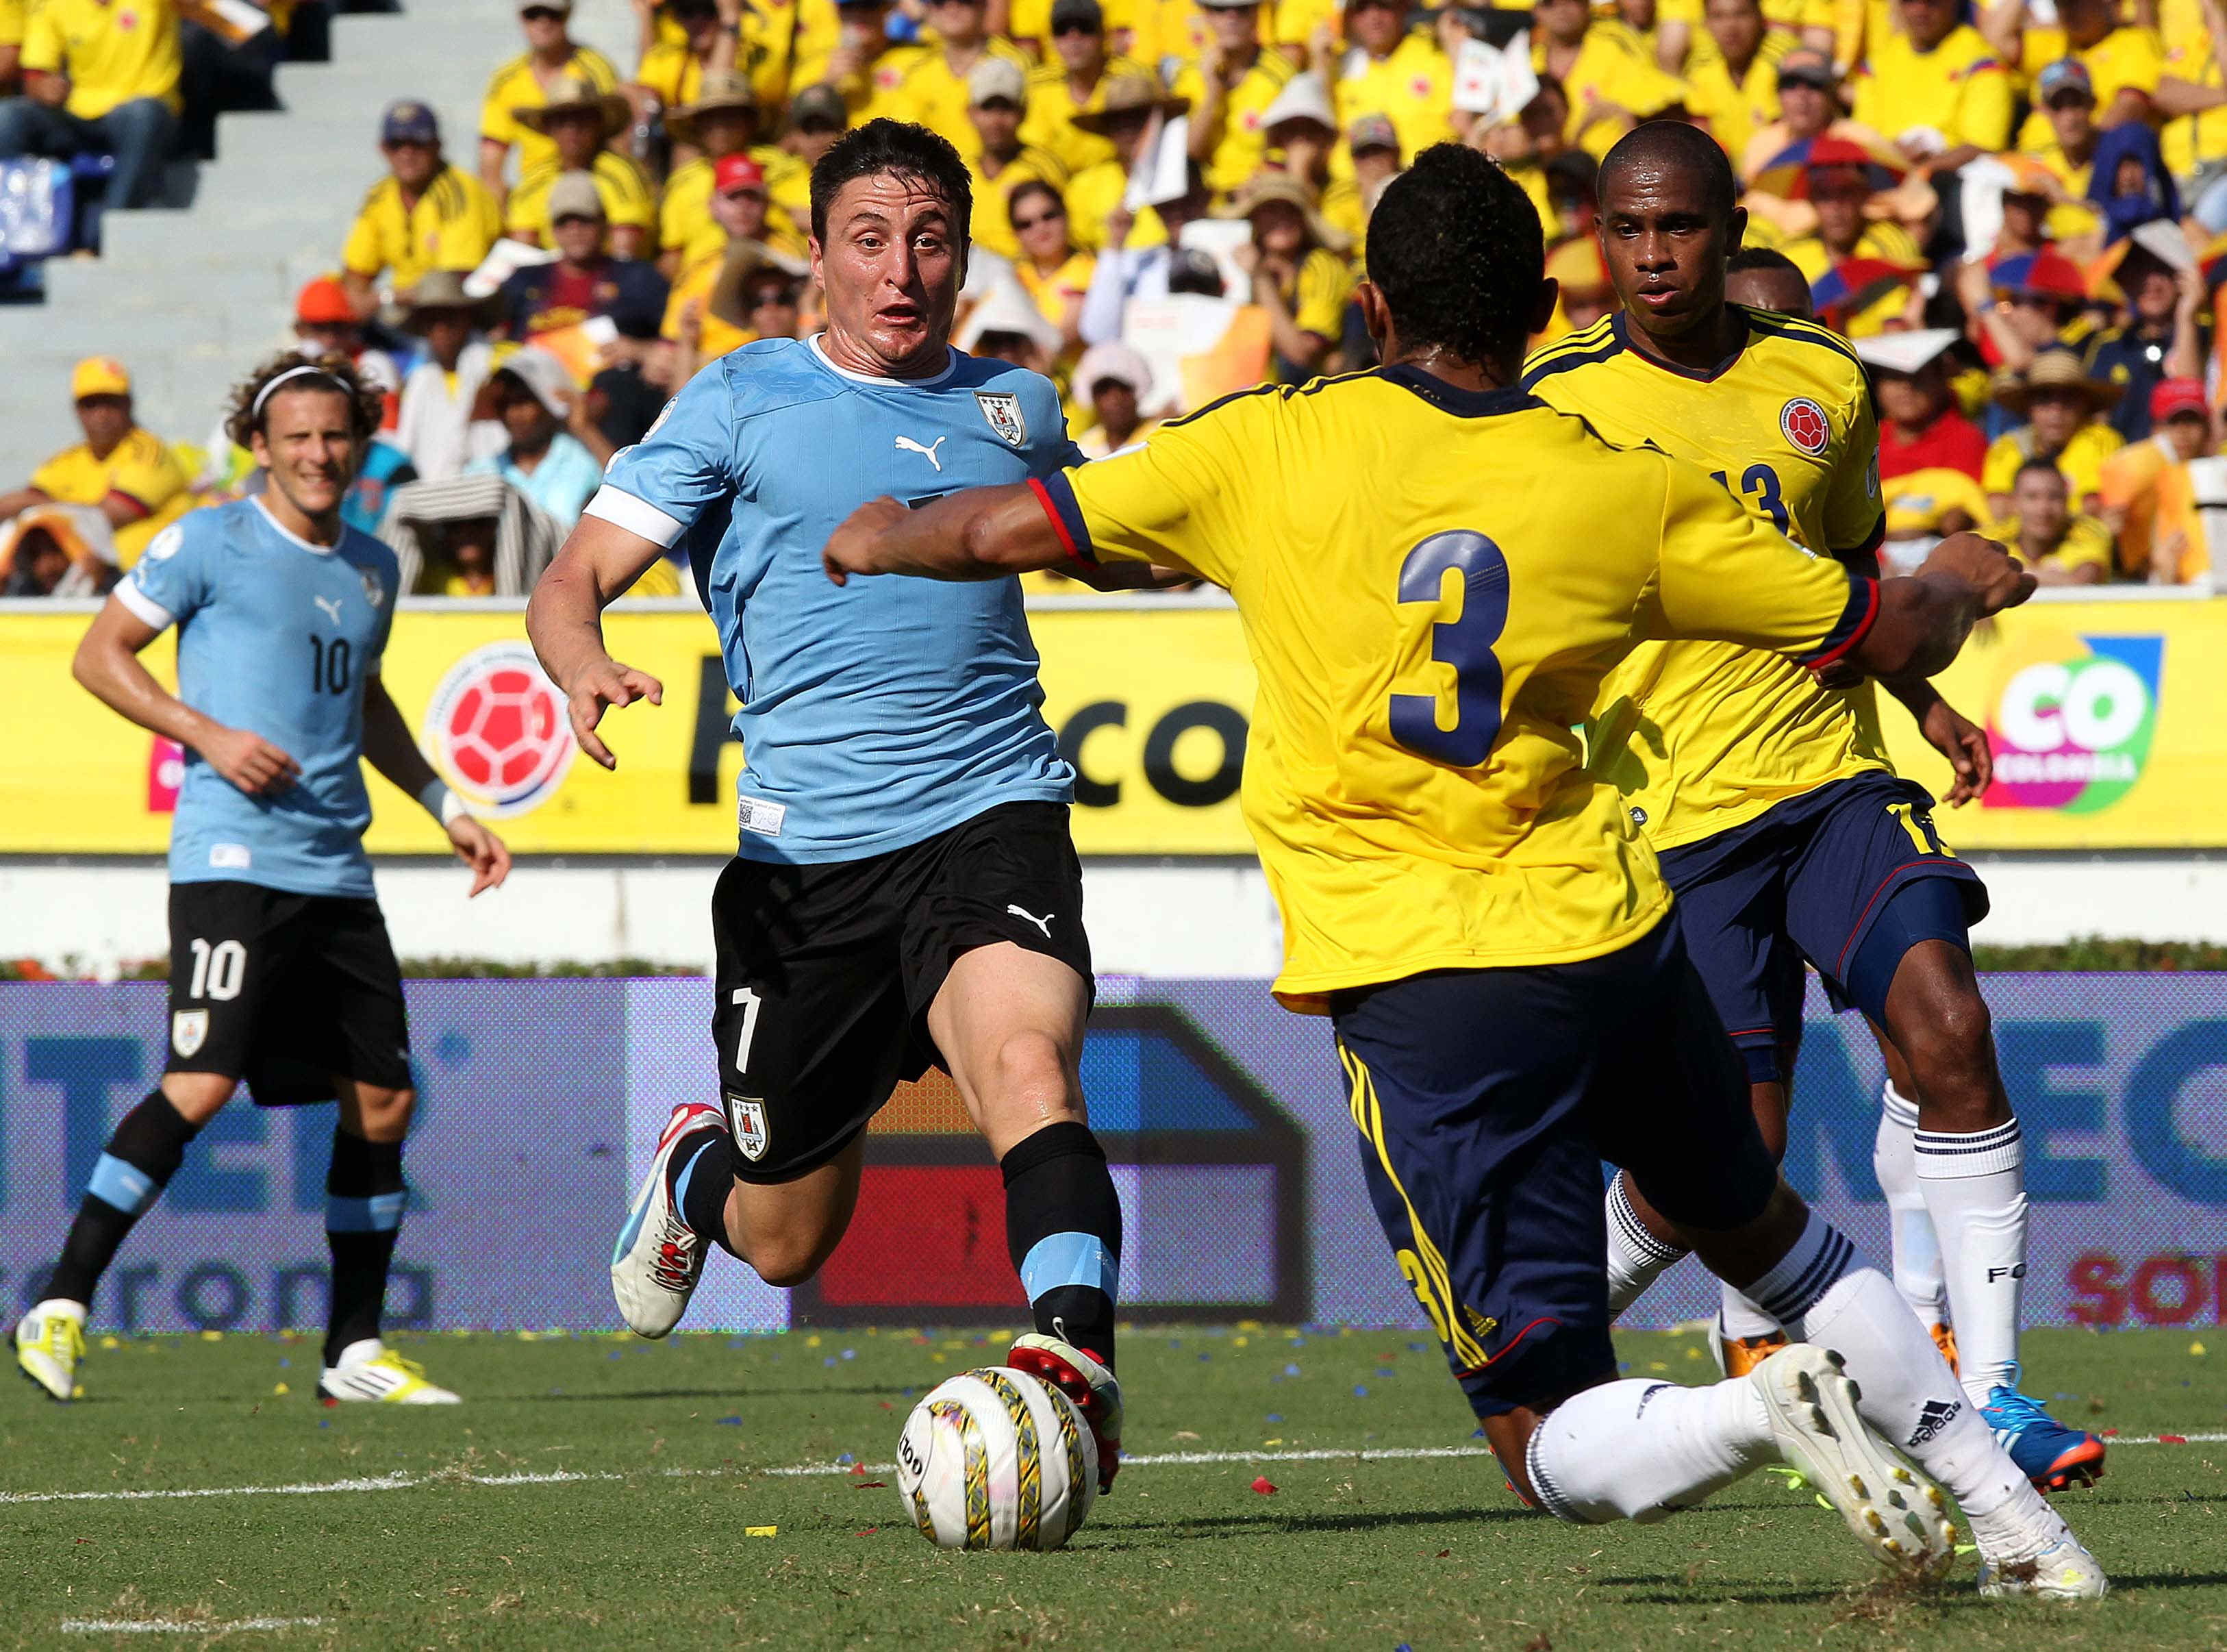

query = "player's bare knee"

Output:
[[742, 1227, 837, 1289], [988, 1029, 1081, 1123], [160, 1071, 237, 1125], [1899, 995, 2004, 1127], [342, 1085, 415, 1143]]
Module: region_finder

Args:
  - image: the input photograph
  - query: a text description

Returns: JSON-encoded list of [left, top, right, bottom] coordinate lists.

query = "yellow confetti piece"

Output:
[[273, 1382, 289, 1396], [1685, 1347, 1702, 1360], [930, 1353, 946, 1364], [99, 1337, 119, 1351], [200, 1330, 223, 1342], [746, 1526, 778, 1538], [1263, 1438, 1284, 1447], [518, 1331, 540, 1341], [2192, 1341, 2209, 1356], [1237, 1319, 1263, 1331], [1648, 1362, 1669, 1372], [1234, 1336, 1250, 1348]]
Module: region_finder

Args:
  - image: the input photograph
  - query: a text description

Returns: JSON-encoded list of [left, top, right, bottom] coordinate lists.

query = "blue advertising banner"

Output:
[[1, 977, 2221, 1335]]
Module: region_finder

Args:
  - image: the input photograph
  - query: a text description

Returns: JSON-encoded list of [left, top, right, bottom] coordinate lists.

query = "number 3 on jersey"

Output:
[[1711, 464, 1789, 534], [1388, 531, 1509, 767]]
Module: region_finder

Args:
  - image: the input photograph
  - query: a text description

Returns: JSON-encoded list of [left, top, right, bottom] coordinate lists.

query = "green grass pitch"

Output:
[[5, 1325, 2223, 1649]]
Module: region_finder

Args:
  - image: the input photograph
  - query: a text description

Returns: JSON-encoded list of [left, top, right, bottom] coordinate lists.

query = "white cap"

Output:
[[493, 345, 574, 417], [1851, 328, 1957, 376], [1257, 71, 1336, 135], [1074, 340, 1152, 399], [957, 275, 1064, 357]]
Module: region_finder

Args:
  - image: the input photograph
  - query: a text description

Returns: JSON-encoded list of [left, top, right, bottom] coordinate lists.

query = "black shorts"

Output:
[[165, 881, 412, 1105], [1329, 918, 1777, 1421], [711, 801, 1093, 1183]]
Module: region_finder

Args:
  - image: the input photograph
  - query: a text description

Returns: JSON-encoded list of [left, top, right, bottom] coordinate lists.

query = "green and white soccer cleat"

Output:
[[1750, 1343, 1957, 1579], [15, 1299, 86, 1402], [318, 1340, 461, 1404]]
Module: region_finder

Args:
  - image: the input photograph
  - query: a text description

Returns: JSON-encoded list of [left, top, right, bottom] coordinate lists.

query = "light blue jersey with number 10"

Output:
[[589, 335, 1083, 866], [116, 497, 400, 898]]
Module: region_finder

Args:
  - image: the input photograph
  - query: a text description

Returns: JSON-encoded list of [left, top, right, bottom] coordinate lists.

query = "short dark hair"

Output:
[[1726, 245, 1802, 279], [2015, 457, 2069, 488], [224, 349, 382, 451], [1007, 177, 1064, 223], [1598, 118, 1738, 223], [1366, 143, 1544, 367], [809, 117, 972, 245]]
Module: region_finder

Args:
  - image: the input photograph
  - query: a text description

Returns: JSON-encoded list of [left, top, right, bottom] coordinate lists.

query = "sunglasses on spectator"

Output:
[[1012, 208, 1066, 229], [552, 212, 601, 227], [520, 5, 564, 19], [1052, 16, 1099, 29]]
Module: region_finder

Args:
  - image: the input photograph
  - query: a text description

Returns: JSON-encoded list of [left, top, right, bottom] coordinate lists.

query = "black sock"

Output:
[[325, 1129, 405, 1367], [45, 1090, 200, 1307], [670, 1124, 738, 1255], [1001, 1121, 1122, 1372]]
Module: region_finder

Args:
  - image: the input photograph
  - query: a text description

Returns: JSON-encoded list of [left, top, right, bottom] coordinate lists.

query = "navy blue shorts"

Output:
[[1329, 919, 1778, 1420], [1657, 773, 1988, 1085]]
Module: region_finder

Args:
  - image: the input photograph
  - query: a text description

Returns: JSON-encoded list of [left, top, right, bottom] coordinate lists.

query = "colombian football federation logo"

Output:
[[1986, 629, 2164, 812], [1779, 397, 1830, 457], [423, 641, 576, 818]]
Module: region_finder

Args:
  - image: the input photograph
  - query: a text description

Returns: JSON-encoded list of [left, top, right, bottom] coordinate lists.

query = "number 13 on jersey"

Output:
[[1389, 531, 1509, 767]]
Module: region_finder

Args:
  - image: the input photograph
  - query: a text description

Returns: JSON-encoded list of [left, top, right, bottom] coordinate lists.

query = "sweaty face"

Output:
[[813, 170, 965, 374], [253, 387, 360, 518], [1597, 159, 1735, 340]]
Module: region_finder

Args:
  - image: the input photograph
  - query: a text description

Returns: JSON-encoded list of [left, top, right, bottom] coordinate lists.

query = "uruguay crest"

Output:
[[975, 391, 1027, 447], [730, 1095, 770, 1161], [172, 1010, 208, 1058]]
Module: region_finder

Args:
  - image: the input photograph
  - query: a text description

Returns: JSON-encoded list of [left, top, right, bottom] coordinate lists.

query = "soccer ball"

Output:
[[896, 1366, 1098, 1550]]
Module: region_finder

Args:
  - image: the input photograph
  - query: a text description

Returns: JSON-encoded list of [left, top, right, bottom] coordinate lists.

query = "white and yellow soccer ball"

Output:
[[896, 1365, 1098, 1551]]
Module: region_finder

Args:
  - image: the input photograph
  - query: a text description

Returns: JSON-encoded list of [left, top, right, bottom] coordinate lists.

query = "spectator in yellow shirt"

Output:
[[0, 0, 25, 93], [881, 0, 1033, 148], [634, 0, 753, 142], [1774, 140, 1926, 332], [796, 0, 908, 121], [1022, 0, 1152, 174], [658, 70, 809, 274], [2098, 376, 2211, 576], [1993, 0, 2162, 145], [1222, 171, 1355, 378], [1528, 0, 1689, 158], [342, 100, 503, 319], [0, 357, 187, 564], [1847, 0, 2013, 170], [1009, 177, 1095, 351], [662, 158, 805, 375], [1983, 349, 2126, 514], [0, 0, 179, 216], [1177, 0, 1298, 195], [1685, 0, 1789, 162], [504, 75, 659, 257], [1318, 0, 1455, 171], [478, 0, 621, 199], [1989, 458, 2113, 583], [963, 57, 1072, 258], [1064, 73, 1188, 247]]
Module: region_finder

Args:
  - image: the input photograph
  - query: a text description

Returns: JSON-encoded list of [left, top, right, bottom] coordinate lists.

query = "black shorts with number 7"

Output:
[[708, 801, 1094, 1184]]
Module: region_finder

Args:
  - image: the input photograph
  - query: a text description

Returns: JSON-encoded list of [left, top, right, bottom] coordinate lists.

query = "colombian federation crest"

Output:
[[975, 390, 1027, 447], [171, 1010, 208, 1058], [729, 1096, 770, 1161], [1780, 397, 1831, 458]]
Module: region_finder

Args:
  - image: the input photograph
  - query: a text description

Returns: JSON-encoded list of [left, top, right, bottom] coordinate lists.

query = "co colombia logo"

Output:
[[1986, 629, 2163, 813], [424, 641, 576, 818]]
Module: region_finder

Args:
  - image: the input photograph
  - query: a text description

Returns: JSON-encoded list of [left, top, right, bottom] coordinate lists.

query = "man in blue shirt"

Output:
[[527, 120, 1137, 1490], [15, 353, 512, 1409]]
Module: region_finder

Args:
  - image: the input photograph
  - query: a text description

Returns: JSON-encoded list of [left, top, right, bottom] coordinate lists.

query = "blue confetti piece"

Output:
[[1471, 1427, 1486, 1438], [718, 1416, 742, 1425], [842, 1349, 857, 1361], [838, 1452, 855, 1464], [318, 1420, 331, 1429], [1266, 1413, 1283, 1423], [1353, 1385, 1369, 1397], [901, 1388, 916, 1397], [825, 1357, 838, 1367], [1396, 1643, 1413, 1651], [607, 1350, 622, 1360], [1406, 1342, 1426, 1353], [1284, 1364, 1301, 1376], [1198, 1353, 1211, 1362], [1374, 1368, 1396, 1379], [277, 1358, 290, 1368]]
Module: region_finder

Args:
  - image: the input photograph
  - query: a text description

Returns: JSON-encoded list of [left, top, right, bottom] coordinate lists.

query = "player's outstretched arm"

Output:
[[526, 515, 669, 771], [823, 485, 1068, 585], [71, 592, 301, 797], [1844, 531, 2037, 681], [1824, 545, 1994, 805], [361, 673, 513, 897]]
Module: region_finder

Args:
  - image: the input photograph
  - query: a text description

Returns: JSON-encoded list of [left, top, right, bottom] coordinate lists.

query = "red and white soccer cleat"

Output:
[[1008, 1332, 1123, 1493], [611, 1101, 727, 1338]]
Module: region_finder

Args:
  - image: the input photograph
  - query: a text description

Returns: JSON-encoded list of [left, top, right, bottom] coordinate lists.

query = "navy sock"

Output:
[[670, 1125, 738, 1255], [1001, 1121, 1122, 1371], [325, 1130, 405, 1366], [46, 1090, 199, 1307]]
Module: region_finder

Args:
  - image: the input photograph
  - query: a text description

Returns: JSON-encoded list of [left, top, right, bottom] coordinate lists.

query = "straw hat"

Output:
[[665, 70, 757, 149], [515, 75, 631, 141], [399, 268, 501, 329], [1992, 348, 2121, 416], [1215, 172, 1352, 254], [1071, 74, 1190, 133]]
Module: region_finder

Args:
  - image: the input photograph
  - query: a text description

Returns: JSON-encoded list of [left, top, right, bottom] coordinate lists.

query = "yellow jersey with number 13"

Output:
[[1521, 308, 1889, 853], [1031, 366, 1879, 1010]]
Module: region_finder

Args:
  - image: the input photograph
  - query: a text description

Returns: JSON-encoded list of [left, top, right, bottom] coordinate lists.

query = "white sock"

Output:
[[1876, 1082, 1946, 1325], [1606, 1174, 1689, 1316], [1526, 1377, 1775, 1525], [1719, 1277, 1781, 1341], [1914, 1118, 2026, 1405], [1735, 1209, 2047, 1529]]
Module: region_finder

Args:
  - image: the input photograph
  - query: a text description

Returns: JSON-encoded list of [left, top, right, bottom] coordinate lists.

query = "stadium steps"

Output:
[[0, 0, 631, 482]]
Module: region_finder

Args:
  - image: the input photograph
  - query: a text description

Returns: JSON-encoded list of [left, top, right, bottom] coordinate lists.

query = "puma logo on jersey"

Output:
[[1007, 904, 1053, 937], [312, 595, 344, 625], [894, 435, 948, 472]]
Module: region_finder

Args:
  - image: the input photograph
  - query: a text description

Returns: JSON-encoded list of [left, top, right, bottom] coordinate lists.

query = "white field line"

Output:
[[62, 1619, 325, 1634], [5, 1434, 2221, 1507]]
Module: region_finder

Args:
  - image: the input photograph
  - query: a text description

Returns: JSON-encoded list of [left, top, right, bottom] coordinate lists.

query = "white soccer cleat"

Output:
[[1007, 1332, 1123, 1492], [1977, 1513, 2109, 1599], [15, 1299, 86, 1403], [611, 1101, 728, 1339], [1750, 1344, 1957, 1579], [317, 1339, 460, 1404]]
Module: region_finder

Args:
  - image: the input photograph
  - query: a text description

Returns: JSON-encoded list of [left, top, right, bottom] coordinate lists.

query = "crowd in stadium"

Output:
[[2, 0, 2225, 595]]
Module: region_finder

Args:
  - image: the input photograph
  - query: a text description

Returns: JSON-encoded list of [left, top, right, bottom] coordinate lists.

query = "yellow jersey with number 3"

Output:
[[1032, 366, 1879, 1009], [1521, 308, 1889, 853]]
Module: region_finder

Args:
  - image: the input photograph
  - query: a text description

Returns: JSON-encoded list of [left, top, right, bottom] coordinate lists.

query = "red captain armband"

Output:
[[1029, 474, 1098, 569], [1798, 574, 1879, 673]]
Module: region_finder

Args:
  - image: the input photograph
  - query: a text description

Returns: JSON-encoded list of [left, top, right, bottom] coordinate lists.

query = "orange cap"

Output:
[[295, 277, 356, 325], [71, 356, 130, 400]]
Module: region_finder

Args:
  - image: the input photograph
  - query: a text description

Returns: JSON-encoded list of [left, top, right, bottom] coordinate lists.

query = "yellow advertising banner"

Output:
[[3, 592, 2220, 857]]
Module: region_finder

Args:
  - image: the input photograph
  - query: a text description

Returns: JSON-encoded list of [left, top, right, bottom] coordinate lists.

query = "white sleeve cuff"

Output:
[[112, 578, 175, 631], [584, 484, 687, 549]]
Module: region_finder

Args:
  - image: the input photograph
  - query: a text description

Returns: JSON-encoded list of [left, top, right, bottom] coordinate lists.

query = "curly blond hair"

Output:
[[224, 349, 386, 451]]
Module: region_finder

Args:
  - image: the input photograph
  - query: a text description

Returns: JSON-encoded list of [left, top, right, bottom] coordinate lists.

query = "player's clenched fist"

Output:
[[200, 724, 302, 797], [565, 658, 664, 770], [823, 496, 909, 586], [1922, 531, 2037, 617]]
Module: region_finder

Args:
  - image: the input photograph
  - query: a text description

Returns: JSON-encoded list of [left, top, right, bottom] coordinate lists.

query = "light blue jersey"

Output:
[[591, 336, 1083, 864], [116, 497, 400, 898]]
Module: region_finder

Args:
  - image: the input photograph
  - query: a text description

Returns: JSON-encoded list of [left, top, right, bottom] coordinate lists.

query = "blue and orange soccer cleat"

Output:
[[1981, 1386, 2107, 1492]]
